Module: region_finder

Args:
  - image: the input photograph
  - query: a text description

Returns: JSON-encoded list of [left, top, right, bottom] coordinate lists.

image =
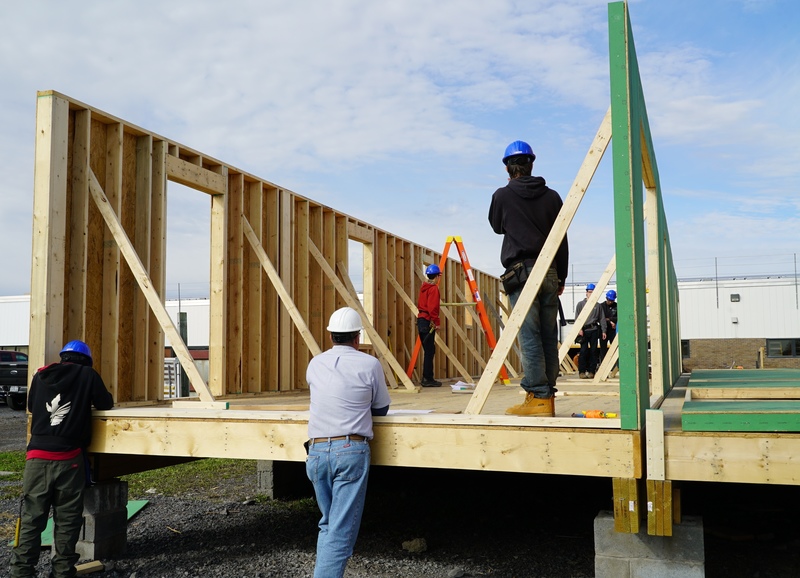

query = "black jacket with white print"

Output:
[[27, 362, 114, 452]]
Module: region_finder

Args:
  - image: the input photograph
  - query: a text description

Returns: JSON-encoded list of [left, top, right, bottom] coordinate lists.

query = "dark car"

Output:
[[0, 350, 29, 410]]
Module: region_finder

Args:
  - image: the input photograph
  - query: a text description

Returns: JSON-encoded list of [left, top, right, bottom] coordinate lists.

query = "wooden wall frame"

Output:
[[29, 91, 512, 405]]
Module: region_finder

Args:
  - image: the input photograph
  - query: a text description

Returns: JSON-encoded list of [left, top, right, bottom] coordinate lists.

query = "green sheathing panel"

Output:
[[691, 369, 800, 382], [692, 380, 800, 389], [682, 400, 800, 432], [608, 2, 649, 430], [668, 251, 682, 381]]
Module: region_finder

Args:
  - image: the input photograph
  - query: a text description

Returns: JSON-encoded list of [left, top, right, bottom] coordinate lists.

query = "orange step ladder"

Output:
[[406, 236, 510, 384]]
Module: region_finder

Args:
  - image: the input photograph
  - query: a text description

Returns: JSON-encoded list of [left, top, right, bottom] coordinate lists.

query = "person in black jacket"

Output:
[[599, 289, 618, 368], [10, 340, 113, 578], [575, 284, 605, 378], [489, 140, 568, 417]]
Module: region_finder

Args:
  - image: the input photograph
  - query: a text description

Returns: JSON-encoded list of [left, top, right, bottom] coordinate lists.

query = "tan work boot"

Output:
[[505, 393, 555, 417]]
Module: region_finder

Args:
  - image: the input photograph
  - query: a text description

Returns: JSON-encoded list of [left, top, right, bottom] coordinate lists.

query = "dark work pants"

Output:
[[578, 327, 600, 374], [11, 454, 85, 578], [417, 318, 436, 380]]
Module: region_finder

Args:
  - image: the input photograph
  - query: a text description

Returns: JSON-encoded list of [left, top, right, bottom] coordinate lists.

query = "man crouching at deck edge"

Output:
[[305, 307, 391, 578]]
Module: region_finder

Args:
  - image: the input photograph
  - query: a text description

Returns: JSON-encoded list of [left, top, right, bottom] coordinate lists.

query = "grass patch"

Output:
[[0, 453, 260, 503], [122, 458, 257, 501], [0, 451, 25, 500], [0, 451, 25, 475]]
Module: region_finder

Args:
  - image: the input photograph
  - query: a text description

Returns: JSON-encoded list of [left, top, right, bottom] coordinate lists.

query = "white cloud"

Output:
[[0, 0, 796, 298]]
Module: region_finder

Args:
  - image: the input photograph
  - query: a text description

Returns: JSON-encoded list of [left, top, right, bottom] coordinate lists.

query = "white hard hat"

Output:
[[327, 307, 363, 332]]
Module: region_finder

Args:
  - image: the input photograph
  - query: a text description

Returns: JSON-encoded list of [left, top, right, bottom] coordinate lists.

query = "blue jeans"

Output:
[[508, 266, 560, 398], [306, 438, 371, 578]]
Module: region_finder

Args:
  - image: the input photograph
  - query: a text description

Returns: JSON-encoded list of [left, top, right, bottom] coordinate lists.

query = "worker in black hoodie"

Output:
[[10, 340, 113, 578], [489, 140, 568, 417]]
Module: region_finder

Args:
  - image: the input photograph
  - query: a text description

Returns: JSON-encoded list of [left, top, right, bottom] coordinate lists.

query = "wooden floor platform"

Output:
[[91, 374, 642, 480]]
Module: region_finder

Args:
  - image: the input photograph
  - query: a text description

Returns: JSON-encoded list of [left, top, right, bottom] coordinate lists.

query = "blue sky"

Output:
[[1, 0, 798, 298]]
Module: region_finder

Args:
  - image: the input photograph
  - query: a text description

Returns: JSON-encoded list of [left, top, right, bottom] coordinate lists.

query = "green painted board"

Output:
[[39, 499, 148, 547], [690, 380, 800, 389], [682, 400, 800, 432], [690, 369, 800, 382], [684, 400, 800, 413]]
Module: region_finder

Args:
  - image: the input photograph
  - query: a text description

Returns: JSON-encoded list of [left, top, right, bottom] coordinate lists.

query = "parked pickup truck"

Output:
[[0, 350, 29, 410]]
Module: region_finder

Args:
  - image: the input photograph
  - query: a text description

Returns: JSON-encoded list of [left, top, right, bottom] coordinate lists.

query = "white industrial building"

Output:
[[2, 275, 799, 369]]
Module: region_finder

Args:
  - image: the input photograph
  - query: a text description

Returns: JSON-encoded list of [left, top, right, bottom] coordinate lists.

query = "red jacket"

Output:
[[417, 282, 441, 327]]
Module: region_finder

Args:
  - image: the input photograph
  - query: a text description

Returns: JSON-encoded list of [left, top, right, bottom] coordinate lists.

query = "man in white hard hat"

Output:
[[305, 307, 391, 578]]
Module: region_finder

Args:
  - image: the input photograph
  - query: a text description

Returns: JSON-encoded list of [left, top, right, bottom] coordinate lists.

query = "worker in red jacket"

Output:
[[417, 264, 442, 387]]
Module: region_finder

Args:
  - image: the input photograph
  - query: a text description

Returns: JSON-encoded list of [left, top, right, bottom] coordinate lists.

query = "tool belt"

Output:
[[501, 260, 531, 294]]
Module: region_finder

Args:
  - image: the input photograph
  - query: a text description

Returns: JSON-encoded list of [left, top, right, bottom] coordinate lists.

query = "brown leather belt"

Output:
[[309, 434, 367, 444]]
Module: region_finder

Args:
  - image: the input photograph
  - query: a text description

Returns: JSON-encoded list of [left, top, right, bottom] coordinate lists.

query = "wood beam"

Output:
[[208, 186, 228, 396], [30, 93, 69, 372], [90, 411, 638, 478], [646, 479, 673, 536], [612, 477, 641, 534], [347, 220, 373, 243], [100, 122, 123, 399], [166, 154, 226, 194]]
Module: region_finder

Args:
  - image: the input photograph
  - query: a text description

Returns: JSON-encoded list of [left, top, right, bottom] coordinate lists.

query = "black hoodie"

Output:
[[27, 362, 114, 452], [488, 175, 569, 285]]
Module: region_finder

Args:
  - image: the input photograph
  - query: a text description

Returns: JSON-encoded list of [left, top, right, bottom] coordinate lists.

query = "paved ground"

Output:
[[0, 403, 26, 451]]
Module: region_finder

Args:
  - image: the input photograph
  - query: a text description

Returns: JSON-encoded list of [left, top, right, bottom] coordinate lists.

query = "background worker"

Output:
[[575, 284, 605, 378], [305, 307, 391, 578], [488, 140, 568, 417], [417, 264, 442, 387], [10, 340, 113, 578], [599, 289, 618, 366]]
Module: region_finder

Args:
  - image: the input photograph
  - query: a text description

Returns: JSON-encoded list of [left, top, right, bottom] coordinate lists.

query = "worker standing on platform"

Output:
[[599, 289, 618, 367], [489, 140, 568, 417], [305, 307, 391, 578], [576, 284, 605, 378], [10, 340, 113, 578], [417, 264, 442, 387]]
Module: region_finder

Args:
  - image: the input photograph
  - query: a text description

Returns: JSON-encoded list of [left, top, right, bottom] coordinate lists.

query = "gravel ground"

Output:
[[1, 404, 800, 577]]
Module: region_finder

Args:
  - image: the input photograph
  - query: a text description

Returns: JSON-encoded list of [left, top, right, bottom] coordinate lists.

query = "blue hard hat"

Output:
[[586, 283, 596, 291], [606, 290, 617, 301], [60, 340, 92, 360], [425, 264, 441, 276], [502, 140, 536, 165]]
